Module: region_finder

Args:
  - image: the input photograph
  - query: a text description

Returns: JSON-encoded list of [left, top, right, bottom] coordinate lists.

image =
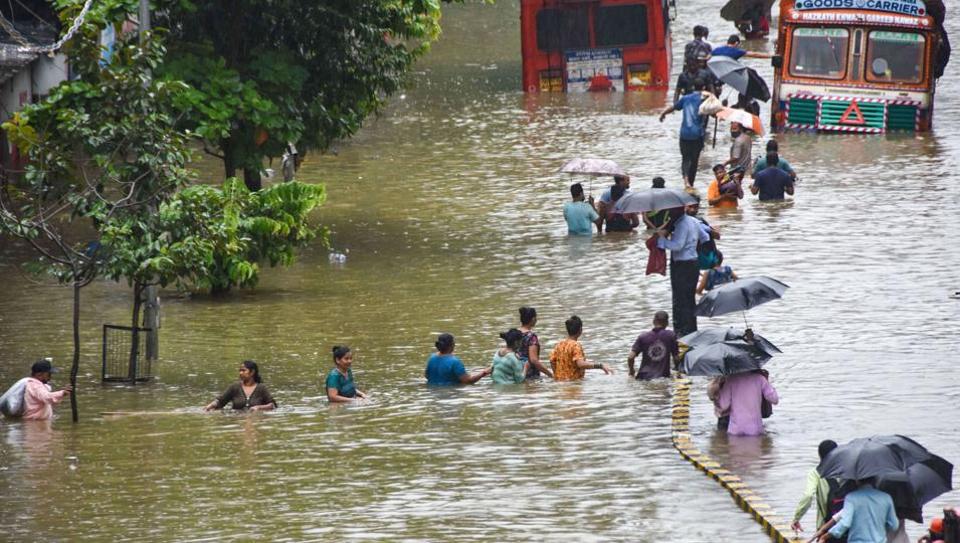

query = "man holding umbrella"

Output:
[[656, 202, 710, 336]]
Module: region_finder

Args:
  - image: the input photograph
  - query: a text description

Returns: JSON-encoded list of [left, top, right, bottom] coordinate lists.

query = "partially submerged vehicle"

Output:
[[520, 0, 675, 92], [771, 0, 948, 133]]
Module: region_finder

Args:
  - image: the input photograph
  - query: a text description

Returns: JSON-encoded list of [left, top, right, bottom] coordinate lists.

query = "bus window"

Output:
[[789, 28, 849, 79], [866, 31, 925, 83], [536, 8, 590, 52], [596, 5, 649, 47]]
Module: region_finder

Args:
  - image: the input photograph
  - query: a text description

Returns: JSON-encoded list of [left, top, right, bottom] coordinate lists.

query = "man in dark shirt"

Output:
[[628, 311, 680, 380], [751, 153, 795, 201], [675, 52, 719, 102], [683, 25, 712, 69]]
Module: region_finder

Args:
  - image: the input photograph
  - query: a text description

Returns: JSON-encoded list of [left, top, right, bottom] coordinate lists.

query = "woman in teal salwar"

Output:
[[326, 346, 367, 403]]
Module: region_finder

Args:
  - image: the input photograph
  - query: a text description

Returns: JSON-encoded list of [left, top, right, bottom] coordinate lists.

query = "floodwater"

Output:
[[1, 1, 959, 541]]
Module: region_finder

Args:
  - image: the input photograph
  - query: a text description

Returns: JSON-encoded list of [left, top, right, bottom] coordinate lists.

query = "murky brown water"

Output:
[[1, 1, 959, 541]]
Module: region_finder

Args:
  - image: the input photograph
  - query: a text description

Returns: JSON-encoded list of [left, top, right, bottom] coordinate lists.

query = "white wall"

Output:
[[31, 53, 68, 97], [2, 68, 32, 121]]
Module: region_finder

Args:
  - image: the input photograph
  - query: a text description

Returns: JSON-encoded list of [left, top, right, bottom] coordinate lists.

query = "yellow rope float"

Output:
[[671, 374, 803, 543]]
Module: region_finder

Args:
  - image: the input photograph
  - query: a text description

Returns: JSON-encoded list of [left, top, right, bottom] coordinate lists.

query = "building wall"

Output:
[[31, 53, 68, 97]]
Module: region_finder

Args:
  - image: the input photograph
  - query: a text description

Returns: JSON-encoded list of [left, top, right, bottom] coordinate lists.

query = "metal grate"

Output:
[[102, 325, 152, 383], [887, 104, 918, 131], [787, 97, 818, 126], [820, 100, 885, 129]]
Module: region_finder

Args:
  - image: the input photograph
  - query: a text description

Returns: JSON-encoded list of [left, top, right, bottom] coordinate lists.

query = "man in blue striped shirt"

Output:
[[817, 480, 898, 543], [657, 203, 710, 336]]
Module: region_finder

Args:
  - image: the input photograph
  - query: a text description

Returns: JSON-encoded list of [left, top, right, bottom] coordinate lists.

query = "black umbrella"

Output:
[[680, 340, 771, 377], [680, 327, 781, 357], [877, 458, 954, 523], [707, 57, 771, 102], [613, 188, 698, 214], [818, 435, 946, 481], [696, 276, 789, 326]]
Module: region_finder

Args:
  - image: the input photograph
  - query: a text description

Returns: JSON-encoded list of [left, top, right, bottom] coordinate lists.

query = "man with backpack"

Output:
[[816, 479, 898, 543], [683, 25, 712, 70], [791, 440, 841, 535], [21, 359, 71, 420]]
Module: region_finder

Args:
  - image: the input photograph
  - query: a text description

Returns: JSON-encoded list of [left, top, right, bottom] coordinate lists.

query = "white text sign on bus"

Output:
[[795, 0, 926, 17]]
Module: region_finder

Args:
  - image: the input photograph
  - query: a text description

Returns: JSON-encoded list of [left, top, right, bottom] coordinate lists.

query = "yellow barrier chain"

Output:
[[672, 374, 803, 543]]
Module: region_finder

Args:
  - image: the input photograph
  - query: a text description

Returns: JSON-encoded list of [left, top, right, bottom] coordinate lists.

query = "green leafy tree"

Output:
[[100, 178, 328, 296], [0, 31, 192, 421], [152, 0, 467, 190]]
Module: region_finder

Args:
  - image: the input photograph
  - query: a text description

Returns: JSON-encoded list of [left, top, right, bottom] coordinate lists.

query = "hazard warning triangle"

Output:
[[839, 101, 866, 125]]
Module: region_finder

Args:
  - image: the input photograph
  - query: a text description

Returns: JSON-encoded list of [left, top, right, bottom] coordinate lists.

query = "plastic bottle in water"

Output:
[[329, 252, 347, 264]]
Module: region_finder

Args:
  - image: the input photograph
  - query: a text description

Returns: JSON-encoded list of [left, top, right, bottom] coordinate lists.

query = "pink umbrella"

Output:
[[716, 107, 764, 136]]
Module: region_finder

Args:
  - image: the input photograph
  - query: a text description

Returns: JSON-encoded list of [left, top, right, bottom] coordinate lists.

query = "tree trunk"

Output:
[[223, 138, 237, 180], [128, 282, 144, 383], [144, 284, 159, 361], [70, 282, 80, 423], [243, 167, 261, 192]]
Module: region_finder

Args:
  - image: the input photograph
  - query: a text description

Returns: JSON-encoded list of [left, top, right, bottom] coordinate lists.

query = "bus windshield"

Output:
[[595, 5, 649, 47], [867, 31, 925, 83], [536, 7, 590, 52], [789, 28, 849, 79]]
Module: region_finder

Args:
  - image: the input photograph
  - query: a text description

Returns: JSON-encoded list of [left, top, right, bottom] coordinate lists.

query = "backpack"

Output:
[[0, 378, 31, 417], [825, 478, 854, 542], [696, 218, 720, 270]]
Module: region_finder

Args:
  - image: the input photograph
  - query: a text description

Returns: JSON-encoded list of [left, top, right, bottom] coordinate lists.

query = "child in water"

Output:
[[697, 253, 738, 295]]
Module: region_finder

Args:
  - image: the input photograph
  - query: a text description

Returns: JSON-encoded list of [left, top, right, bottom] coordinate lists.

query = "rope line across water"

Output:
[[671, 374, 803, 543]]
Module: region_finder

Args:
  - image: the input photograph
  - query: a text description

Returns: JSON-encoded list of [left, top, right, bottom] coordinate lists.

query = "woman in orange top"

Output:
[[549, 316, 613, 380]]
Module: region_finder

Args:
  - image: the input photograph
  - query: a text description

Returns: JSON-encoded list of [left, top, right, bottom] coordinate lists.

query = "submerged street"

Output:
[[0, 1, 958, 541]]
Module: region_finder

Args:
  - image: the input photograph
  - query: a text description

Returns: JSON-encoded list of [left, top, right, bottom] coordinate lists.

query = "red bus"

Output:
[[520, 0, 674, 93]]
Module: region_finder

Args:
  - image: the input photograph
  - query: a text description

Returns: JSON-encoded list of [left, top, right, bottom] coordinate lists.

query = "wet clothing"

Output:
[[752, 167, 794, 201], [705, 265, 735, 291], [683, 39, 712, 68], [519, 331, 542, 379], [673, 90, 706, 186], [752, 156, 795, 178], [675, 68, 714, 97], [425, 353, 467, 386], [675, 93, 706, 141], [707, 178, 740, 208], [22, 378, 67, 421], [214, 382, 276, 410], [645, 235, 667, 276], [711, 45, 747, 60], [657, 214, 708, 262], [645, 209, 670, 229], [564, 201, 599, 235], [325, 368, 357, 398], [716, 372, 778, 435], [491, 350, 525, 385], [631, 327, 679, 380], [550, 339, 587, 381], [605, 210, 638, 232], [792, 467, 832, 528], [680, 138, 705, 185], [670, 258, 701, 337], [659, 215, 710, 336], [828, 487, 898, 543], [599, 187, 630, 203], [729, 132, 753, 173]]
